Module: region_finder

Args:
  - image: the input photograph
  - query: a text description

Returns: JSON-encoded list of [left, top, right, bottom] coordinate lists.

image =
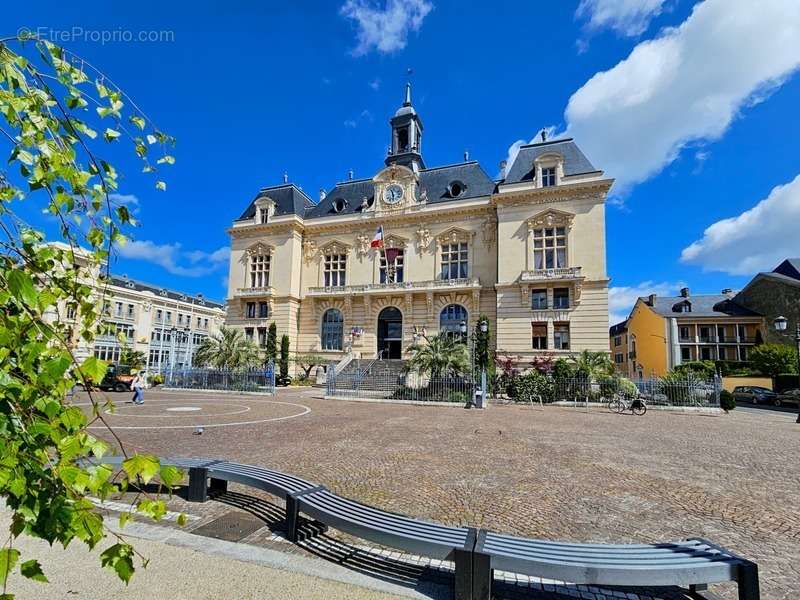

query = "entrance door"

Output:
[[377, 307, 403, 359]]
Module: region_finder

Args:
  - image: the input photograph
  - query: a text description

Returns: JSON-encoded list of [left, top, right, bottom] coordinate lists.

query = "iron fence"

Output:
[[497, 375, 721, 408], [163, 362, 276, 394], [326, 359, 478, 403]]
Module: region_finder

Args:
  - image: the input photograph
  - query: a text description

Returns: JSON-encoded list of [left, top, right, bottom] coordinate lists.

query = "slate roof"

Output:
[[643, 295, 761, 318], [304, 161, 496, 219], [503, 138, 599, 185], [107, 276, 225, 309], [773, 258, 800, 281], [236, 184, 316, 222], [609, 320, 628, 336]]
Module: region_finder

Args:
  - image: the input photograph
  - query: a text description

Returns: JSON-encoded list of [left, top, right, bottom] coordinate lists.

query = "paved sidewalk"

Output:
[[1, 508, 419, 600]]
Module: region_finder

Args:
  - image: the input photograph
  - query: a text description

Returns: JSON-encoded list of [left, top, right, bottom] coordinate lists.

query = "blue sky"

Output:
[[9, 1, 800, 322]]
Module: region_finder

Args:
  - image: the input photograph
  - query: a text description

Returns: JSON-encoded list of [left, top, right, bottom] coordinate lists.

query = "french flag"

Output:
[[371, 225, 384, 248]]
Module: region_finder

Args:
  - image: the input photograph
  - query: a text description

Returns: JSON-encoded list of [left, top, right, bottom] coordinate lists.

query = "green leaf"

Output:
[[7, 270, 37, 307], [20, 560, 47, 583], [155, 181, 166, 191], [122, 454, 160, 484], [100, 544, 134, 584], [103, 128, 121, 142], [80, 356, 108, 384], [0, 548, 20, 587], [158, 465, 183, 488], [156, 155, 175, 165], [129, 116, 145, 130], [119, 512, 131, 529], [176, 513, 187, 527]]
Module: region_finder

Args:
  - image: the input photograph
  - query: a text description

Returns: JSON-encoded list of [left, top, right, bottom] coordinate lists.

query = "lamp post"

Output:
[[772, 316, 800, 423]]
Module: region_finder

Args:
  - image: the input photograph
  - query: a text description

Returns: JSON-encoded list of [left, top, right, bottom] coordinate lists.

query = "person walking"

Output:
[[130, 371, 145, 405]]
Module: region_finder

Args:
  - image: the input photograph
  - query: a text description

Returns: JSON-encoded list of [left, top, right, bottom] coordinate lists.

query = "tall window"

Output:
[[441, 242, 468, 280], [246, 302, 256, 319], [532, 323, 547, 349], [258, 301, 269, 318], [156, 309, 163, 322], [553, 288, 569, 309], [679, 326, 691, 341], [324, 254, 347, 287], [258, 206, 270, 224], [681, 347, 691, 361], [244, 327, 254, 342], [126, 303, 135, 318], [531, 289, 547, 310], [554, 322, 570, 350], [440, 304, 467, 339], [257, 327, 267, 348], [321, 309, 343, 350], [533, 227, 567, 270], [66, 305, 77, 319], [380, 249, 404, 283], [541, 167, 556, 187], [250, 251, 271, 288]]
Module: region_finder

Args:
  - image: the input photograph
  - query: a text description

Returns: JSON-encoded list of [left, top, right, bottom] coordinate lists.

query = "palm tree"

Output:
[[569, 350, 613, 379], [408, 334, 470, 378], [194, 326, 261, 369]]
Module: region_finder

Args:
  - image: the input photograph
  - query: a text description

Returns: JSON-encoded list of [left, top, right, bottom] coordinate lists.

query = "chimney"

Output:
[[283, 171, 288, 183], [319, 188, 326, 201], [499, 160, 507, 178], [540, 129, 547, 142], [648, 294, 657, 306], [722, 288, 734, 299], [348, 169, 354, 180], [680, 287, 690, 298]]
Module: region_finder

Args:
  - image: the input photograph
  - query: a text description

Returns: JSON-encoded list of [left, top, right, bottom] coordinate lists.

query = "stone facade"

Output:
[[733, 259, 800, 345], [225, 87, 612, 369]]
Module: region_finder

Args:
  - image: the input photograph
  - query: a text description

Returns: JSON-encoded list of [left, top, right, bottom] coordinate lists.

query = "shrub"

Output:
[[447, 391, 470, 404], [672, 360, 716, 378], [719, 389, 736, 412], [149, 373, 164, 386], [514, 372, 554, 403], [290, 377, 314, 386]]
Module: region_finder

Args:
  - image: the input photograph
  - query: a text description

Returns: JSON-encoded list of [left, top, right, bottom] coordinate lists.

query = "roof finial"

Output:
[[540, 129, 547, 142], [403, 81, 412, 106], [283, 171, 288, 183]]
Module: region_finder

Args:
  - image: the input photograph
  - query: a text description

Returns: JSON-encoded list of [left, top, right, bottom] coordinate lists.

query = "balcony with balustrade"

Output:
[[307, 277, 481, 297], [519, 266, 583, 283]]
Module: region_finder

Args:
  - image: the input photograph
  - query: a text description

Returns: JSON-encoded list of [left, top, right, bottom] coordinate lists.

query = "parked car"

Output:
[[776, 388, 800, 407], [732, 385, 777, 405], [99, 364, 135, 392]]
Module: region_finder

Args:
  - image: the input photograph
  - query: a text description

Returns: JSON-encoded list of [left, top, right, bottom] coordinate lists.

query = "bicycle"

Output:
[[608, 393, 647, 415]]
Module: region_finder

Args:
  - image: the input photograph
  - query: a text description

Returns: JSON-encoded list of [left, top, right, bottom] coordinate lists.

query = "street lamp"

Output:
[[772, 316, 800, 423], [479, 319, 488, 334], [459, 320, 467, 335]]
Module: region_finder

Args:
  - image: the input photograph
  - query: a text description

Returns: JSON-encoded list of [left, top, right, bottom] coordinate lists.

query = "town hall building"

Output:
[[225, 85, 613, 367]]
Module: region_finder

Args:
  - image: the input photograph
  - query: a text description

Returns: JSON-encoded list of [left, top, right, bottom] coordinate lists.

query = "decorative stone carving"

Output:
[[404, 293, 414, 316], [384, 234, 408, 249], [526, 209, 575, 231], [356, 233, 371, 257], [435, 227, 473, 245], [415, 227, 431, 254], [363, 295, 371, 319], [472, 289, 481, 312], [302, 239, 317, 264], [426, 292, 434, 319], [246, 242, 274, 256], [481, 219, 496, 248]]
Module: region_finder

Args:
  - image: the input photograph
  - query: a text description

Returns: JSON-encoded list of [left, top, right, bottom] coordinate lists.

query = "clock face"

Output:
[[383, 184, 404, 204]]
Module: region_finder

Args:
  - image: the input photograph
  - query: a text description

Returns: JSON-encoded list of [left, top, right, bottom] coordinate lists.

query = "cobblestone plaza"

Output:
[[85, 388, 799, 599]]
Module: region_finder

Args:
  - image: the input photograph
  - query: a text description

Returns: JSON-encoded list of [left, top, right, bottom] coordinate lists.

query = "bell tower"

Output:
[[385, 83, 425, 172]]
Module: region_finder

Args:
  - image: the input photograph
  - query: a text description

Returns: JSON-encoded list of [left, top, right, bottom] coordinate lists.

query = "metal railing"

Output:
[[327, 360, 477, 403], [498, 375, 721, 408], [164, 362, 276, 394]]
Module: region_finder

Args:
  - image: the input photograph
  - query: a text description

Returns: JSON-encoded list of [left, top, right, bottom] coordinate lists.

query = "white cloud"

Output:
[[109, 193, 139, 207], [563, 0, 800, 195], [118, 240, 230, 277], [369, 77, 381, 91], [576, 0, 667, 37], [340, 0, 433, 56], [608, 280, 686, 325], [501, 126, 557, 179], [343, 109, 374, 129], [680, 174, 800, 275]]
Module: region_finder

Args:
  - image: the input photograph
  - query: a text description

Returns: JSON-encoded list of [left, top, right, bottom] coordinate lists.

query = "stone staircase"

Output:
[[332, 359, 408, 398]]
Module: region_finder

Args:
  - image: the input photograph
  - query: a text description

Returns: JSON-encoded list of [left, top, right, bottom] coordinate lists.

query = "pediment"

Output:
[[373, 163, 416, 183], [246, 242, 274, 256], [383, 233, 410, 249], [526, 209, 574, 230], [435, 227, 474, 244], [319, 239, 351, 255]]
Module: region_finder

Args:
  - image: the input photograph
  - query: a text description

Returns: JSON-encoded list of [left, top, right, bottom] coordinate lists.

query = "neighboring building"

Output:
[[623, 288, 764, 378], [225, 85, 613, 368], [49, 246, 226, 372], [609, 319, 630, 376], [734, 259, 800, 345]]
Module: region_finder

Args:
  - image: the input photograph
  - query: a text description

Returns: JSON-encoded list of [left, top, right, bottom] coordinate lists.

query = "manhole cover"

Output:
[[191, 511, 266, 542]]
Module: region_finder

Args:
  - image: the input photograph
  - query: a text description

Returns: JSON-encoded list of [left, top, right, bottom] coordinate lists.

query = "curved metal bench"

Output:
[[90, 455, 759, 600], [476, 531, 759, 599]]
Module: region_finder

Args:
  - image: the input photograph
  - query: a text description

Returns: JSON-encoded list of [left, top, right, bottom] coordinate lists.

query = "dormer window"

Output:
[[673, 300, 692, 313], [542, 167, 556, 187], [332, 198, 347, 213], [254, 197, 275, 225], [448, 180, 466, 198]]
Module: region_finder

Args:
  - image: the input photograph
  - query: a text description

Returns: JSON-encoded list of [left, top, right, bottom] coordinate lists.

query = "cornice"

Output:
[[493, 179, 614, 207]]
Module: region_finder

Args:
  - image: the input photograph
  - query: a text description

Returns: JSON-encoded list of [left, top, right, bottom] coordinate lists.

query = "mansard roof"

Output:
[[503, 138, 599, 184], [643, 295, 761, 318], [236, 183, 315, 222], [303, 161, 496, 219], [107, 276, 225, 309]]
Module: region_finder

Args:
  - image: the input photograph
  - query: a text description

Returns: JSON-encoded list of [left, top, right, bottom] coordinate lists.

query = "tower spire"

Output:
[[403, 82, 412, 106]]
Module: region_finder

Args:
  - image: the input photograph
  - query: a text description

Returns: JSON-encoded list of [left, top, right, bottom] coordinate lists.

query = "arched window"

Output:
[[440, 304, 467, 339], [321, 309, 344, 351], [249, 247, 271, 288]]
